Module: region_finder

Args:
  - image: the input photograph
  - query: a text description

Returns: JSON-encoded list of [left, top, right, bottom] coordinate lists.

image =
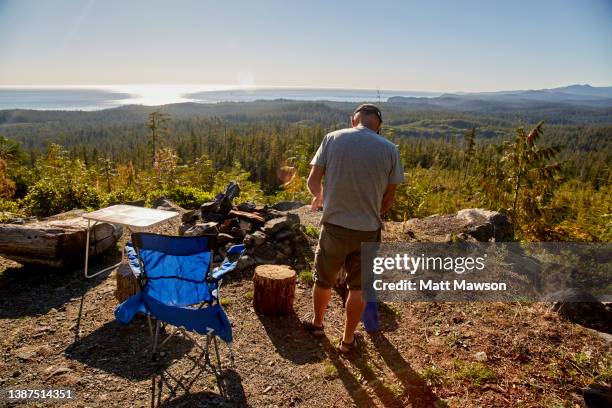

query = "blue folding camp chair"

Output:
[[114, 232, 244, 370]]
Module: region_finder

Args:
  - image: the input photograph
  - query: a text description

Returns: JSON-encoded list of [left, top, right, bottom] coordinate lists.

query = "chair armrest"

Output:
[[211, 244, 246, 280]]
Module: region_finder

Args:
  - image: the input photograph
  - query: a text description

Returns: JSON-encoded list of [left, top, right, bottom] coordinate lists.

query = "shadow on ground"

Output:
[[156, 369, 249, 408], [257, 311, 325, 365], [65, 320, 194, 380], [0, 249, 121, 318], [370, 332, 443, 408]]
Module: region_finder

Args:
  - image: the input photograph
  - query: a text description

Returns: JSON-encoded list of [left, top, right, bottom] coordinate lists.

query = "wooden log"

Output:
[[229, 209, 265, 223], [115, 263, 141, 303], [0, 210, 122, 269], [253, 264, 296, 315]]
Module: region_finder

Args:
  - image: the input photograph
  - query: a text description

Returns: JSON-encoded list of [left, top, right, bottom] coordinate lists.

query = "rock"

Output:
[[263, 214, 300, 235], [125, 199, 146, 207], [237, 202, 257, 212], [181, 210, 199, 223], [264, 209, 286, 221], [200, 201, 220, 213], [202, 212, 225, 223], [183, 222, 219, 237], [218, 196, 233, 216], [217, 233, 235, 246], [153, 198, 184, 212], [239, 219, 252, 234], [251, 231, 267, 246], [404, 208, 512, 242], [546, 288, 612, 334], [252, 242, 278, 262], [236, 255, 256, 270], [280, 245, 293, 256], [274, 229, 295, 241], [272, 201, 305, 211], [230, 226, 245, 239], [456, 208, 513, 241], [473, 351, 488, 362], [178, 223, 194, 236]]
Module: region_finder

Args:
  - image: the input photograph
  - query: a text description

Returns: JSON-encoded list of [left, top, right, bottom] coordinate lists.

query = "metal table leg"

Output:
[[84, 220, 123, 279]]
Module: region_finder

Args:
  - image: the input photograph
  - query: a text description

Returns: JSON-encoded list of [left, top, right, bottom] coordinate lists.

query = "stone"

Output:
[[404, 208, 513, 242], [264, 209, 285, 221], [125, 199, 146, 207], [236, 255, 256, 270], [252, 242, 277, 262], [280, 245, 293, 256], [456, 208, 513, 241], [217, 233, 235, 246], [178, 223, 194, 236], [251, 231, 267, 246], [272, 201, 305, 211], [200, 201, 219, 213], [202, 211, 224, 223], [237, 202, 257, 212], [181, 210, 199, 224], [153, 198, 184, 212], [473, 351, 488, 362], [546, 288, 612, 334], [263, 214, 300, 235], [183, 222, 219, 237], [230, 226, 245, 239], [239, 219, 252, 233], [274, 229, 295, 241], [243, 234, 255, 247], [218, 196, 233, 216]]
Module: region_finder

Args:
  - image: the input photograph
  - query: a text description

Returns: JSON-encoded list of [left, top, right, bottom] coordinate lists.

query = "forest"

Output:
[[0, 100, 610, 242]]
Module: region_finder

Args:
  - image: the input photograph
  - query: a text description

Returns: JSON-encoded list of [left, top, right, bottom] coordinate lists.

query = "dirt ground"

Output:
[[0, 212, 610, 407]]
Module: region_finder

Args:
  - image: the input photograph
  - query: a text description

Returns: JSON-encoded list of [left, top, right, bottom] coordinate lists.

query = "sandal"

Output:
[[338, 338, 357, 354], [301, 319, 325, 336], [336, 333, 358, 354]]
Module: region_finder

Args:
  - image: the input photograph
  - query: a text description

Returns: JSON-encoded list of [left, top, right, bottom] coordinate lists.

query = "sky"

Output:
[[0, 0, 611, 92]]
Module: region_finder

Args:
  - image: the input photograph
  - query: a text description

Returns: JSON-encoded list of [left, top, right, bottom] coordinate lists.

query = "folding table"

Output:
[[82, 205, 179, 278]]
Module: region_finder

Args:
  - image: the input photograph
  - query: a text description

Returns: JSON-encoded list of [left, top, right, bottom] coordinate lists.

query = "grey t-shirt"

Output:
[[310, 125, 405, 231]]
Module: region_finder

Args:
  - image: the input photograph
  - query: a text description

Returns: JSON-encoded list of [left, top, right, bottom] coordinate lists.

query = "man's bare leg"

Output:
[[341, 289, 365, 349], [312, 283, 332, 327]]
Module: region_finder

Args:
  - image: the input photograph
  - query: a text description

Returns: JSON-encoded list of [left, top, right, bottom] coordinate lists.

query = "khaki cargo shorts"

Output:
[[313, 222, 381, 291]]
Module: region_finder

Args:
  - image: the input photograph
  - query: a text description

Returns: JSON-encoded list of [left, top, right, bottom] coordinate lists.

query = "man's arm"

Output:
[[307, 165, 325, 211], [380, 184, 398, 216]]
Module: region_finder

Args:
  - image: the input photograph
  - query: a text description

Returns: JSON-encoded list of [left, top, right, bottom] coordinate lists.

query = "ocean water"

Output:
[[0, 85, 441, 111]]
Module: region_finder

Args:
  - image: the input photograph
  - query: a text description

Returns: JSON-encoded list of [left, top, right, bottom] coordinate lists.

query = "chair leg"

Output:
[[213, 336, 222, 370], [204, 334, 211, 366], [152, 320, 160, 361]]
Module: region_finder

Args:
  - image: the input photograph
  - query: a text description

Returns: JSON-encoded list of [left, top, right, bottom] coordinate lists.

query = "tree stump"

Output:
[[253, 264, 296, 315], [115, 263, 140, 303]]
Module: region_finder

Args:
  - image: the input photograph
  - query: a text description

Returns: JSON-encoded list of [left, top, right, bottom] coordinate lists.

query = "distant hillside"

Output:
[[388, 84, 612, 116]]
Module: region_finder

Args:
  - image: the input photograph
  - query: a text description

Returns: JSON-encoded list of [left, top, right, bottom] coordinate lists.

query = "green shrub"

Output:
[[102, 189, 142, 207], [303, 225, 320, 239], [452, 359, 496, 386], [146, 186, 214, 209], [24, 179, 101, 217], [0, 198, 19, 213], [298, 270, 314, 285], [0, 198, 22, 222]]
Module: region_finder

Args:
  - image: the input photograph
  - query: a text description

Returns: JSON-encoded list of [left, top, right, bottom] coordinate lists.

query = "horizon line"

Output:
[[0, 83, 610, 94]]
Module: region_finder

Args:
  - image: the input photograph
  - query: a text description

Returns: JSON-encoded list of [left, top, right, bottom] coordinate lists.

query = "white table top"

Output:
[[83, 205, 179, 229]]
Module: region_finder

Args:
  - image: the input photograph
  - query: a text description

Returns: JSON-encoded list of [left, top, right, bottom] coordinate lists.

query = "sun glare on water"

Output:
[[107, 84, 242, 106]]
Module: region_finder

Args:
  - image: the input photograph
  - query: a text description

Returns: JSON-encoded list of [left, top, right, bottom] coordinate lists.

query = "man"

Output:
[[304, 103, 404, 353]]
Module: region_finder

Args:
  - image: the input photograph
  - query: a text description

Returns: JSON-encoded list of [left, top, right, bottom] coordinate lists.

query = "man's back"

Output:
[[310, 125, 404, 231]]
